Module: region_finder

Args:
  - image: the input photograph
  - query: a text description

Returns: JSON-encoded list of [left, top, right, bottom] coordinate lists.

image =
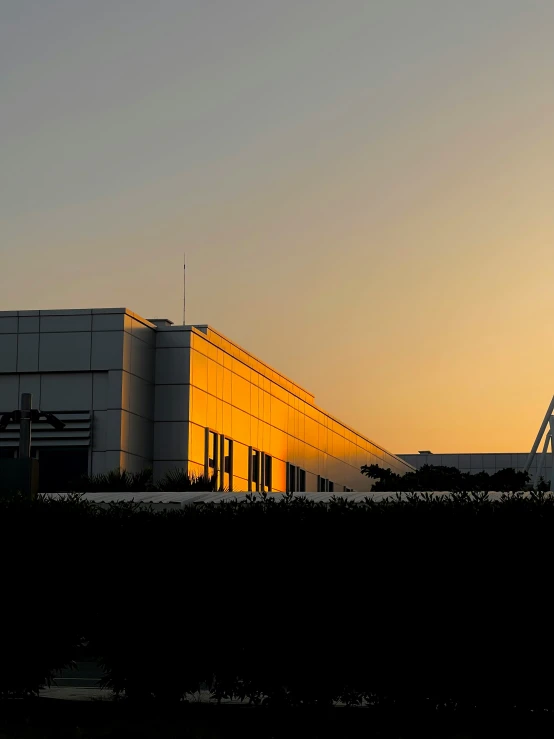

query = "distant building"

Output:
[[398, 452, 548, 484], [0, 307, 413, 492]]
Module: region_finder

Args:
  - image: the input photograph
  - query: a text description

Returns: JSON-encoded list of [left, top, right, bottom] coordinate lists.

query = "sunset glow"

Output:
[[2, 1, 553, 454]]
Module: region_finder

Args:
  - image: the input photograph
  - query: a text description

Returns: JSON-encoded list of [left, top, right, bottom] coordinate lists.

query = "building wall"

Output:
[[153, 325, 192, 478], [0, 309, 156, 475], [179, 326, 412, 492], [1, 307, 413, 491], [398, 453, 550, 483]]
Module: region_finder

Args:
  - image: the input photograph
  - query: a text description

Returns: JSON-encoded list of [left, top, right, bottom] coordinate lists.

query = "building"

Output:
[[0, 307, 413, 492], [398, 452, 549, 484]]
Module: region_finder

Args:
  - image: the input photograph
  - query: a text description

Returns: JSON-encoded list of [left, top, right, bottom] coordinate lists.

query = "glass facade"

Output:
[[186, 327, 412, 493]]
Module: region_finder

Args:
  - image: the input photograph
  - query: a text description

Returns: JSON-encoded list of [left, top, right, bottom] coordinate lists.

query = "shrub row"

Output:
[[71, 468, 217, 493], [2, 490, 553, 710]]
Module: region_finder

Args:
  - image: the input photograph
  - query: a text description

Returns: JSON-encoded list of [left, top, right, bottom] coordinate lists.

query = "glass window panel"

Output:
[[263, 391, 271, 424], [298, 468, 306, 493], [232, 406, 250, 445], [223, 402, 232, 437], [298, 413, 305, 441], [250, 385, 259, 418], [216, 364, 224, 398], [207, 359, 217, 396], [191, 387, 208, 427], [233, 441, 248, 480], [270, 396, 287, 432], [191, 334, 208, 355], [270, 427, 287, 461], [305, 444, 318, 474], [189, 423, 205, 465], [305, 417, 318, 448], [333, 433, 345, 460], [223, 368, 232, 402], [288, 464, 296, 493], [264, 454, 273, 492], [305, 404, 318, 421], [192, 351, 208, 392], [207, 394, 217, 430], [251, 417, 259, 449], [287, 406, 296, 436], [305, 471, 317, 493], [271, 383, 288, 403], [252, 449, 260, 490], [208, 431, 218, 473], [231, 374, 250, 413], [224, 437, 231, 490], [318, 424, 328, 451], [272, 457, 286, 493], [232, 358, 250, 380], [296, 440, 306, 469], [233, 476, 248, 493], [261, 422, 271, 452], [189, 461, 204, 478]]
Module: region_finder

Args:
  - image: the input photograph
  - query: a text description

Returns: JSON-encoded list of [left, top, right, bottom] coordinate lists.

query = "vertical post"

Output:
[[19, 393, 32, 460], [536, 432, 551, 486], [219, 434, 225, 491], [525, 396, 554, 473], [204, 427, 210, 480], [548, 419, 554, 493]]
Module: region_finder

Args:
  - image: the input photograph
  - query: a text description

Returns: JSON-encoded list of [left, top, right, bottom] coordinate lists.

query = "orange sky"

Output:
[[1, 1, 554, 454]]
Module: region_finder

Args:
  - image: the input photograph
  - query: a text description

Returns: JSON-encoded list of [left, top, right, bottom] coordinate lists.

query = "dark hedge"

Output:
[[1, 490, 553, 711]]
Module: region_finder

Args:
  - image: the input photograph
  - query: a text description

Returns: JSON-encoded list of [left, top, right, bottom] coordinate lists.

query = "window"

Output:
[[288, 464, 306, 493], [288, 464, 296, 493], [264, 454, 272, 492], [208, 431, 217, 472], [251, 449, 260, 492], [318, 476, 327, 492], [328, 481, 334, 493], [224, 437, 232, 491], [343, 486, 354, 493]]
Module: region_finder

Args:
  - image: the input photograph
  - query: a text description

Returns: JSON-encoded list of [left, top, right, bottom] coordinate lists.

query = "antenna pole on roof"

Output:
[[183, 252, 186, 326]]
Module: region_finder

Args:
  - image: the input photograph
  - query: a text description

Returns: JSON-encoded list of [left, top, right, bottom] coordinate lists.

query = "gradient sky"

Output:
[[2, 0, 554, 454]]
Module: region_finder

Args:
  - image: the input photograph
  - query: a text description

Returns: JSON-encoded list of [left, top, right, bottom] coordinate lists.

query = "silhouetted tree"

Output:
[[361, 463, 530, 492]]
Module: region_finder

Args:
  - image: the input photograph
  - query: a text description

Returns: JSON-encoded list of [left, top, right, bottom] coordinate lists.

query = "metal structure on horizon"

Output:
[[524, 395, 554, 489]]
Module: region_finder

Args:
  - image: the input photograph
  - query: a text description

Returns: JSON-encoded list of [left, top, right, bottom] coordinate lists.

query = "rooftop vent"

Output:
[[418, 450, 433, 455], [148, 318, 174, 327]]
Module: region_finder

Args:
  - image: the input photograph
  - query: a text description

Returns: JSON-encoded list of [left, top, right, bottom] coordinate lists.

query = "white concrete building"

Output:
[[0, 307, 413, 492]]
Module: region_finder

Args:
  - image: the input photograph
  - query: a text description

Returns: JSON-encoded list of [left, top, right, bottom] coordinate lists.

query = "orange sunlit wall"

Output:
[[186, 327, 412, 492]]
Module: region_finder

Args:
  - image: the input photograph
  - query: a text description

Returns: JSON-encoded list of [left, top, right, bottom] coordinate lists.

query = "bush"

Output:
[[72, 468, 216, 493], [2, 490, 554, 709], [363, 463, 531, 492]]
